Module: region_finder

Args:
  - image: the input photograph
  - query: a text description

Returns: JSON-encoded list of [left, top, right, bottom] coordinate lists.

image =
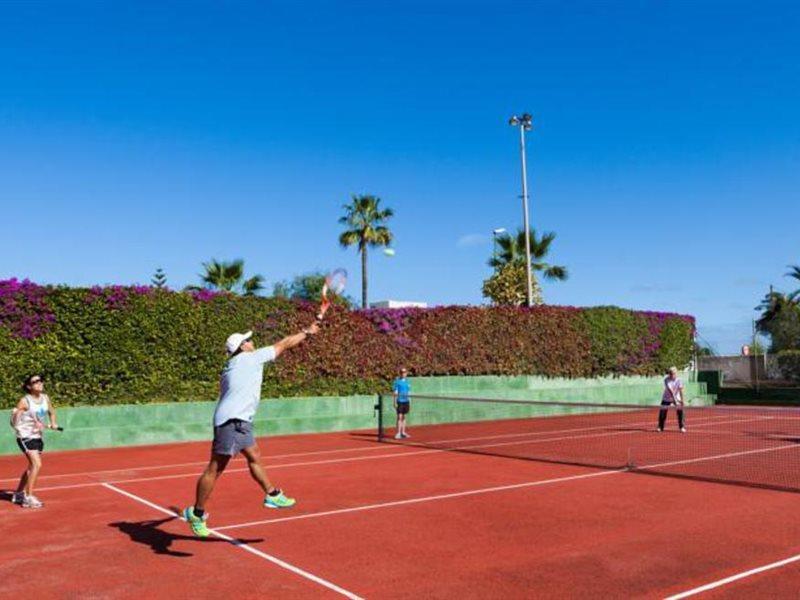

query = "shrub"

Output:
[[0, 280, 695, 407], [777, 350, 800, 382]]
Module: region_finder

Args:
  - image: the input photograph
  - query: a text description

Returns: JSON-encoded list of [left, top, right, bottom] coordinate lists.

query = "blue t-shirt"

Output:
[[393, 378, 411, 403]]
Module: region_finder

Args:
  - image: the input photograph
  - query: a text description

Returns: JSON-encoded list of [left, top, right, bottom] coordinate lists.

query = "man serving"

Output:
[[184, 322, 318, 537]]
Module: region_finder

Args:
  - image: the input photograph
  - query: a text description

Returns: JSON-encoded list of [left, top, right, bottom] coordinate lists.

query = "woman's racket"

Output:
[[317, 268, 347, 321]]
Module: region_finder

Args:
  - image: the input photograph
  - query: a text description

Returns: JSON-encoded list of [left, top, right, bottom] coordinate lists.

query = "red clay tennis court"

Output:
[[3, 400, 800, 598]]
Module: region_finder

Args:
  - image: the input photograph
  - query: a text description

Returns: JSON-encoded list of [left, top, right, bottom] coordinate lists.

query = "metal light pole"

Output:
[[509, 113, 534, 307], [492, 227, 507, 264]]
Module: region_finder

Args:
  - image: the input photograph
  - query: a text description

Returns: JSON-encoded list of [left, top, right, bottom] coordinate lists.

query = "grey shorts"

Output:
[[212, 419, 256, 456]]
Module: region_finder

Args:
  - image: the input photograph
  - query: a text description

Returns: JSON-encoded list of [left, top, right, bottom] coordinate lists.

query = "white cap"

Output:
[[225, 331, 253, 354]]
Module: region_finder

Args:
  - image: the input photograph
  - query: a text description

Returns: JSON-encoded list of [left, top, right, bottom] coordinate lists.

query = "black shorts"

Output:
[[17, 438, 44, 453], [396, 402, 410, 415]]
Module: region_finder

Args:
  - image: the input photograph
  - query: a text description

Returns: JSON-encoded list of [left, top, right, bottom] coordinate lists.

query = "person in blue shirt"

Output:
[[392, 367, 411, 439]]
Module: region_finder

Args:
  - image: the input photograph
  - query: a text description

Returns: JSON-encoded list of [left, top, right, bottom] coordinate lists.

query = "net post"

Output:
[[375, 394, 384, 441]]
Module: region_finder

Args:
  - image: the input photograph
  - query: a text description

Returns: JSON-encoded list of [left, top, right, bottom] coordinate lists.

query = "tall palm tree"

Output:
[[338, 195, 394, 308], [488, 228, 568, 283], [189, 259, 265, 296]]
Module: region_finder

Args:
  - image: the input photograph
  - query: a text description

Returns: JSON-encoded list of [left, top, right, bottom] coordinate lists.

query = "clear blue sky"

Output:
[[1, 1, 798, 354]]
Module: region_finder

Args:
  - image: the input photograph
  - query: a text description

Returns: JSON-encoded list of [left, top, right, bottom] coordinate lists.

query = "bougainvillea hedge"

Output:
[[0, 279, 695, 407]]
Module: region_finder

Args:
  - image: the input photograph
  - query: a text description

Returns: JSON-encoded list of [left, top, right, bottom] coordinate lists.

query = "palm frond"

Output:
[[543, 265, 568, 281], [242, 274, 265, 296]]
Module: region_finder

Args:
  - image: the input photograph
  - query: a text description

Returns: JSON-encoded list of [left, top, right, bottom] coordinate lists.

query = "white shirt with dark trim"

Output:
[[662, 377, 684, 403], [213, 347, 276, 427], [14, 394, 50, 439]]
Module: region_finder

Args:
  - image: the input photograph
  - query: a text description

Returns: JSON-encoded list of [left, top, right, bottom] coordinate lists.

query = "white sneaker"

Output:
[[401, 432, 410, 438], [394, 433, 403, 440], [11, 492, 25, 505], [22, 495, 43, 509], [680, 427, 687, 433]]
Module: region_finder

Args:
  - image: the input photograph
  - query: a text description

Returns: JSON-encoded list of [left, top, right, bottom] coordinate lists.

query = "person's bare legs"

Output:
[[240, 443, 276, 494], [24, 451, 41, 496], [16, 467, 29, 495], [194, 453, 231, 512]]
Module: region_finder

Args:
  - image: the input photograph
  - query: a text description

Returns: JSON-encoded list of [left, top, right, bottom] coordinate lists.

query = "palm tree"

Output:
[[756, 289, 793, 331], [786, 265, 800, 301], [189, 259, 265, 296], [488, 228, 568, 282], [338, 195, 394, 308]]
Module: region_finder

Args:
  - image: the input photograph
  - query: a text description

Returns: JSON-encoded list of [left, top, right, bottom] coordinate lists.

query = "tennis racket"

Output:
[[33, 420, 63, 432], [32, 409, 63, 432], [317, 268, 347, 321]]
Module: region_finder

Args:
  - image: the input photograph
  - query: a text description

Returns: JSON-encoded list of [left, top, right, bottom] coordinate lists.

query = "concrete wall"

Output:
[[698, 355, 779, 383]]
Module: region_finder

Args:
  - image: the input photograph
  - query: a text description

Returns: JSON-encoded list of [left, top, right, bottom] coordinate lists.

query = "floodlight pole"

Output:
[[510, 114, 534, 307]]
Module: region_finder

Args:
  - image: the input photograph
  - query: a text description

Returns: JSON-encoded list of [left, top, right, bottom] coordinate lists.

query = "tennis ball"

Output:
[[383, 248, 395, 256]]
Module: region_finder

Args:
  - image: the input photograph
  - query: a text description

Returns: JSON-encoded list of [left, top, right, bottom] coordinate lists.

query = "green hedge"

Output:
[[777, 350, 800, 382], [0, 280, 695, 407]]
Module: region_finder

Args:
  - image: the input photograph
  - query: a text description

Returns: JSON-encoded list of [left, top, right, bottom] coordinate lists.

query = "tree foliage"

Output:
[[338, 195, 394, 308], [272, 271, 353, 307], [151, 267, 168, 289], [188, 259, 265, 296], [482, 262, 543, 306], [756, 265, 800, 352]]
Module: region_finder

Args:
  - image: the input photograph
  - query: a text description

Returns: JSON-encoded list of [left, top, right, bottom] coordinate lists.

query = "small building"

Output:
[[370, 300, 428, 309]]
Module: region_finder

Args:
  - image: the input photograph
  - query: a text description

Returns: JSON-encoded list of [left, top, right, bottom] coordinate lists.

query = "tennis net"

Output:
[[375, 394, 800, 493]]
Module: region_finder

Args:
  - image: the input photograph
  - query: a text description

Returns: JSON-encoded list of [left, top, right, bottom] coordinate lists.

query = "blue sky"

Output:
[[1, 1, 798, 353]]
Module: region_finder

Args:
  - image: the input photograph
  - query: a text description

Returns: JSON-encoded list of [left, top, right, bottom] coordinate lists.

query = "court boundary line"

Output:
[[0, 444, 395, 484], [664, 552, 800, 599], [25, 432, 630, 492], [213, 442, 800, 531], [101, 483, 363, 600], [0, 412, 749, 484], [214, 469, 621, 530], [18, 417, 798, 494]]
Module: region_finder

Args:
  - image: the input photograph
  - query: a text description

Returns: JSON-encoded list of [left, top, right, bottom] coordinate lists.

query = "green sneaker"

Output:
[[183, 506, 210, 537], [264, 490, 296, 509]]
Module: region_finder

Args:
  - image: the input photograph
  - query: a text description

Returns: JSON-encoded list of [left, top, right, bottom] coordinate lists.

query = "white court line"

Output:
[[214, 469, 621, 530], [0, 413, 753, 485], [102, 483, 363, 600], [29, 429, 636, 492], [0, 443, 395, 484], [664, 552, 800, 599], [28, 415, 793, 493], [214, 443, 800, 532]]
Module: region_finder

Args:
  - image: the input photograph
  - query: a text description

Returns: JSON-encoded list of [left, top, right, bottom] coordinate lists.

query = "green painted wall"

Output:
[[1, 374, 711, 455]]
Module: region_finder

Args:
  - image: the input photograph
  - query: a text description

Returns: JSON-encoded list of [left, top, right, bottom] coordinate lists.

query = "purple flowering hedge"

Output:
[[0, 279, 694, 407]]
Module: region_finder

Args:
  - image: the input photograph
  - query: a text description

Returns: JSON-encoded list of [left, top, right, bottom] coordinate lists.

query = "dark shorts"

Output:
[[17, 438, 44, 453], [212, 419, 256, 456], [396, 402, 410, 415]]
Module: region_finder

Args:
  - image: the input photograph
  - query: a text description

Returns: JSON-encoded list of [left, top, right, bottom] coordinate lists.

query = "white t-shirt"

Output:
[[662, 377, 684, 403], [213, 347, 277, 426], [13, 394, 50, 439]]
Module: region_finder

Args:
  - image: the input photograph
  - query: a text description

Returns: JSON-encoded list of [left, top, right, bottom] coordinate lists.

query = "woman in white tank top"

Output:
[[9, 374, 58, 508]]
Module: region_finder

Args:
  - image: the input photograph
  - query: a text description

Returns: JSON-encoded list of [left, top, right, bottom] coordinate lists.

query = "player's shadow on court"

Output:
[[109, 513, 263, 557]]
